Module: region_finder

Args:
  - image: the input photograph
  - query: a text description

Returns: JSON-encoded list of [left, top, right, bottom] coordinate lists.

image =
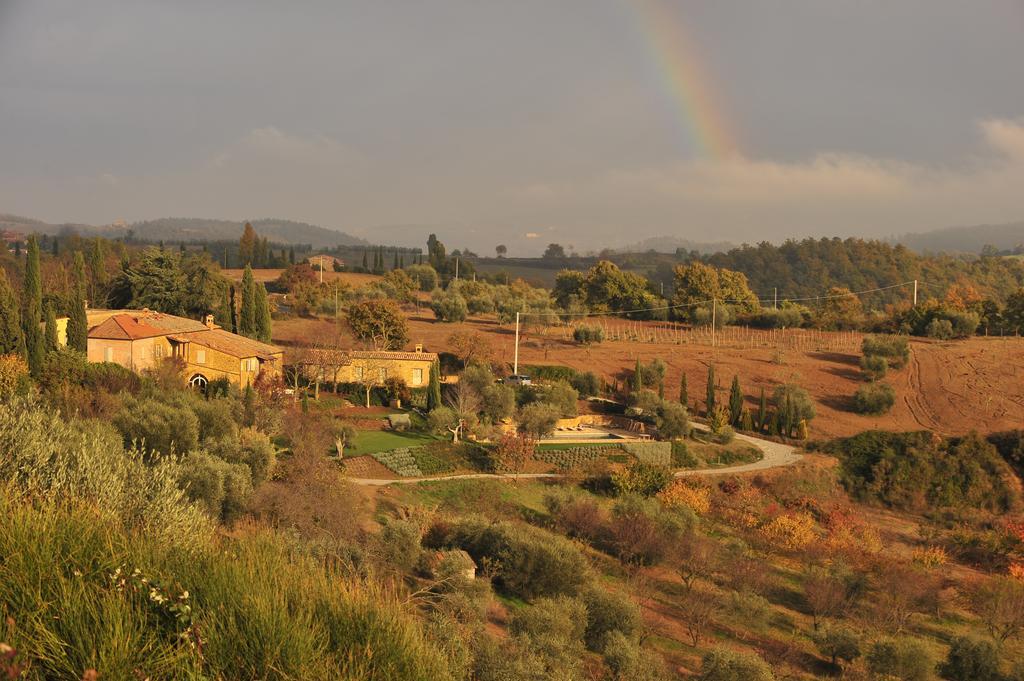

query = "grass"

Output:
[[346, 430, 437, 455], [0, 493, 456, 681], [535, 441, 624, 452]]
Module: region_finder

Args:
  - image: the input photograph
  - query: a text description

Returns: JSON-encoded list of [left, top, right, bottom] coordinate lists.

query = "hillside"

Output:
[[894, 221, 1024, 254], [0, 213, 368, 248]]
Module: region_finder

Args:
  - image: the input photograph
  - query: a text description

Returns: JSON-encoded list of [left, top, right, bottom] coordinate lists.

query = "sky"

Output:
[[1, 0, 1024, 255]]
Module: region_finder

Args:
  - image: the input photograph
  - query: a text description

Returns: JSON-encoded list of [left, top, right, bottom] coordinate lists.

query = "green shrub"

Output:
[[535, 446, 606, 471], [938, 636, 1001, 681], [926, 317, 954, 340], [509, 596, 587, 675], [580, 585, 642, 651], [573, 325, 604, 345], [709, 425, 735, 445], [113, 395, 200, 455], [811, 624, 860, 667], [859, 354, 888, 381], [412, 448, 456, 475], [516, 402, 561, 437], [0, 401, 209, 550], [671, 441, 699, 468], [655, 402, 689, 440], [426, 516, 591, 600], [430, 289, 468, 322], [852, 382, 896, 415], [698, 648, 774, 681], [570, 371, 601, 397], [862, 335, 909, 368], [611, 463, 672, 497], [544, 380, 579, 417], [192, 397, 240, 443], [522, 364, 577, 383], [865, 638, 933, 681], [177, 451, 254, 523], [375, 519, 423, 572], [727, 590, 771, 627], [601, 631, 666, 681], [829, 431, 1019, 512]]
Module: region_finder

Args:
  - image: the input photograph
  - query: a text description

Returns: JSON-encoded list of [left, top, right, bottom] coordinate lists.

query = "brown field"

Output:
[[222, 268, 384, 287], [273, 310, 1024, 440]]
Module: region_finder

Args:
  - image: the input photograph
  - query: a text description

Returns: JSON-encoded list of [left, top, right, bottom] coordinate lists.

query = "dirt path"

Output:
[[346, 428, 801, 486]]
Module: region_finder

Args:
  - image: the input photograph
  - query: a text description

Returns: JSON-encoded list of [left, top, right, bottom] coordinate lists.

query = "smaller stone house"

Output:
[[304, 345, 438, 389]]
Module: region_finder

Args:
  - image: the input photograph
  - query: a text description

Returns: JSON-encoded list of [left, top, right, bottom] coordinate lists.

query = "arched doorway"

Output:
[[188, 374, 209, 391]]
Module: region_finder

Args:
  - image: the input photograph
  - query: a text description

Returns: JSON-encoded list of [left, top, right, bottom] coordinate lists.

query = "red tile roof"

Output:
[[88, 314, 167, 340]]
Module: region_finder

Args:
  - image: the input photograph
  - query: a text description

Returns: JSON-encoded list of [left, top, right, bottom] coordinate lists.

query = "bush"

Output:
[[862, 335, 909, 368], [426, 517, 591, 600], [516, 402, 562, 437], [0, 354, 30, 399], [938, 636, 1001, 681], [573, 324, 604, 345], [859, 354, 888, 381], [0, 401, 210, 550], [580, 585, 642, 651], [570, 371, 601, 397], [852, 382, 896, 415], [607, 496, 692, 566], [866, 638, 933, 681], [544, 380, 579, 418], [611, 463, 673, 497], [698, 648, 774, 681], [811, 624, 860, 667], [375, 519, 423, 572], [509, 596, 587, 674], [926, 317, 954, 340], [601, 631, 666, 681], [113, 395, 200, 456], [481, 383, 516, 422], [671, 441, 699, 467], [655, 402, 689, 440], [709, 425, 735, 445], [177, 451, 254, 523], [404, 264, 440, 292], [431, 289, 469, 322], [535, 446, 605, 471]]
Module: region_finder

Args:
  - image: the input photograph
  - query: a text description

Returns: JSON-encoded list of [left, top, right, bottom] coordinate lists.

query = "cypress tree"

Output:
[[728, 375, 744, 426], [757, 388, 767, 432], [0, 268, 25, 357], [632, 358, 643, 393], [362, 251, 368, 270], [289, 246, 296, 264], [51, 238, 59, 256], [239, 265, 257, 338], [399, 255, 404, 269], [216, 286, 233, 329], [43, 302, 58, 352], [229, 285, 238, 334], [89, 238, 106, 306], [22, 235, 44, 375], [678, 373, 688, 409], [393, 251, 399, 270], [427, 360, 442, 411], [705, 364, 716, 416], [14, 242, 20, 257], [67, 252, 89, 351], [658, 375, 665, 399], [254, 283, 272, 343]]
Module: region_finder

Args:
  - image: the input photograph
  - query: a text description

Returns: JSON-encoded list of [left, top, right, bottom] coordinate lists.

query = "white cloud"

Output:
[[980, 118, 1024, 159]]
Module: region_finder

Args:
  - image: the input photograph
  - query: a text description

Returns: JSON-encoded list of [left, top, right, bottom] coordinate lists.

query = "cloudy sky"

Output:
[[1, 0, 1023, 254]]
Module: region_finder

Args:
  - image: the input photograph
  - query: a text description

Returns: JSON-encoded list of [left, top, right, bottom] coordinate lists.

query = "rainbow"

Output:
[[630, 0, 740, 158]]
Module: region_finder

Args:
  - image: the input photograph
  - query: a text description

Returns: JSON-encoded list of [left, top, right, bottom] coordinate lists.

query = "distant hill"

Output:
[[614, 235, 736, 255], [0, 214, 368, 248], [893, 221, 1024, 254]]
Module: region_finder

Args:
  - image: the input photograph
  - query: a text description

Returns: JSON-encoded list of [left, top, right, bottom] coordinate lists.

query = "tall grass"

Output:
[[0, 494, 456, 680]]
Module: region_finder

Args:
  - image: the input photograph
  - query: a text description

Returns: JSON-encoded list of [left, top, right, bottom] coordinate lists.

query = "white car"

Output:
[[505, 374, 532, 386]]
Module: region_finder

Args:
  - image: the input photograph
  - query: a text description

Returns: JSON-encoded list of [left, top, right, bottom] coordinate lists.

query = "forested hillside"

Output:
[[894, 221, 1024, 254], [701, 237, 1024, 305]]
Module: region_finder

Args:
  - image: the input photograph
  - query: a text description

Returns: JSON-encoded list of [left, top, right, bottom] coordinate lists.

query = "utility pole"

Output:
[[334, 283, 339, 319], [913, 279, 918, 306], [455, 257, 460, 280], [320, 256, 324, 284], [513, 311, 521, 376], [773, 288, 777, 310]]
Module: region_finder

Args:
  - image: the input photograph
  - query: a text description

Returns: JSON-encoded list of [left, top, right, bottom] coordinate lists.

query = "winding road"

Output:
[[346, 425, 802, 486]]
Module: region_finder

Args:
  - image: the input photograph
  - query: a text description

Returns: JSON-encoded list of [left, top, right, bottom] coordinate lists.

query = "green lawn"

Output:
[[346, 429, 437, 455]]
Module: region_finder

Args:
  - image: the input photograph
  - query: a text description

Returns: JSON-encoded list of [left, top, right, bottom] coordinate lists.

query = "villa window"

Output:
[[412, 368, 423, 385], [104, 346, 113, 362], [196, 349, 206, 364]]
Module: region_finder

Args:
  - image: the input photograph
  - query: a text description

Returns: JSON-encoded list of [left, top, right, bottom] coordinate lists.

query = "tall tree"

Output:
[[0, 268, 25, 357], [22, 235, 44, 375], [43, 302, 59, 352], [757, 388, 768, 431], [239, 222, 257, 266], [88, 237, 107, 306], [254, 282, 272, 343], [392, 251, 399, 270], [216, 285, 233, 329], [427, 359, 442, 411], [239, 265, 257, 338], [289, 246, 296, 265], [67, 252, 89, 351], [362, 251, 368, 270], [229, 285, 238, 333], [705, 364, 716, 416], [728, 375, 744, 426], [679, 372, 688, 408]]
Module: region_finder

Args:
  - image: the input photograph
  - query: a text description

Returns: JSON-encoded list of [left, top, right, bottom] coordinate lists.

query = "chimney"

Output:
[[415, 343, 423, 353], [204, 314, 215, 329]]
